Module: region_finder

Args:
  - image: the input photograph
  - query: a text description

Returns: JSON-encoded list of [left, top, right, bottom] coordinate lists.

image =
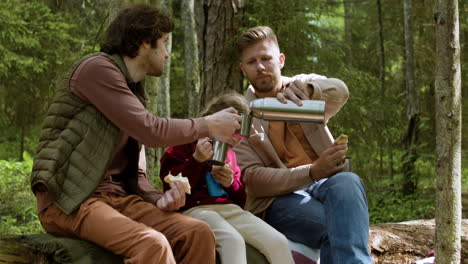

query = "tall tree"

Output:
[[182, 0, 200, 117], [106, 0, 124, 24], [376, 0, 386, 175], [158, 0, 172, 118], [344, 0, 353, 66], [434, 0, 462, 262], [402, 0, 420, 195], [147, 0, 172, 181], [198, 0, 245, 106], [141, 0, 161, 182], [144, 76, 159, 181]]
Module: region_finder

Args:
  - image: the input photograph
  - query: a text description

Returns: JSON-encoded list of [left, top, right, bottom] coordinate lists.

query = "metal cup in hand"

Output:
[[207, 140, 229, 166], [234, 113, 252, 138]]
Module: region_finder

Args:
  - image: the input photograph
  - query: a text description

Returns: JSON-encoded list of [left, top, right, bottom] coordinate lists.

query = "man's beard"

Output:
[[146, 50, 164, 77], [252, 74, 279, 93]]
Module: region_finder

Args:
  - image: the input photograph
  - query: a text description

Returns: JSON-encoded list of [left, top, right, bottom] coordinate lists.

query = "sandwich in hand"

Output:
[[163, 173, 191, 194]]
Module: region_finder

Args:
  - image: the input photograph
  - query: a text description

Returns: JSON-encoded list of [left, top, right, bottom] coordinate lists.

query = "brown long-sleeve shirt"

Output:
[[36, 55, 209, 213]]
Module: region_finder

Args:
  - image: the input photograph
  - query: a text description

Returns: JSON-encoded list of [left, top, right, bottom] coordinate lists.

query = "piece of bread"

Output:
[[334, 134, 348, 145], [163, 173, 191, 194]]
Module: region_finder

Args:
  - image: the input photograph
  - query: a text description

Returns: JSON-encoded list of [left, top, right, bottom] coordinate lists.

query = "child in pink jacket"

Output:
[[160, 92, 293, 264]]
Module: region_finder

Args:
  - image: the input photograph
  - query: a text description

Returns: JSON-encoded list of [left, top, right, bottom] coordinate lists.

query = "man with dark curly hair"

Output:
[[30, 4, 240, 264]]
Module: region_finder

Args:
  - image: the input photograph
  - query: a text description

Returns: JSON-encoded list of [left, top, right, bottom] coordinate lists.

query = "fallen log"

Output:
[[369, 219, 468, 264], [0, 234, 122, 264], [0, 234, 267, 264], [1, 219, 466, 263]]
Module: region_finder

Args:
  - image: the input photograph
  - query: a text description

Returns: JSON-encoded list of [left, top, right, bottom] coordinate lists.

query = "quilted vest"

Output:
[[30, 52, 146, 214]]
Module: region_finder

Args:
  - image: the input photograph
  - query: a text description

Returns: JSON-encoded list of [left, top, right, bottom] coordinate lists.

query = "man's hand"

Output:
[[156, 181, 186, 211], [309, 144, 348, 181], [205, 107, 241, 146], [276, 80, 311, 106], [193, 137, 213, 162], [211, 163, 234, 188]]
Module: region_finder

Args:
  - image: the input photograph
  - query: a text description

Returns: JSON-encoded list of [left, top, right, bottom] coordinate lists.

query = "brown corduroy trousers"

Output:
[[39, 193, 216, 264]]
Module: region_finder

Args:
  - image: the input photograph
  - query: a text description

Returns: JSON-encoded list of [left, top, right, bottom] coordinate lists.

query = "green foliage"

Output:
[[0, 0, 81, 99], [463, 167, 468, 193], [0, 0, 84, 161], [0, 154, 43, 234], [0, 0, 465, 231], [369, 188, 435, 224], [368, 154, 436, 224], [0, 0, 109, 160]]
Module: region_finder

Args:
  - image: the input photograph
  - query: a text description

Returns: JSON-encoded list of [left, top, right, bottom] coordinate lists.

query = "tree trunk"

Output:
[[151, 0, 173, 181], [344, 0, 353, 66], [144, 76, 159, 182], [106, 0, 124, 24], [157, 0, 172, 118], [376, 0, 386, 176], [434, 0, 462, 262], [198, 0, 245, 106], [182, 0, 200, 117], [18, 125, 24, 161], [140, 0, 161, 183], [402, 0, 419, 195]]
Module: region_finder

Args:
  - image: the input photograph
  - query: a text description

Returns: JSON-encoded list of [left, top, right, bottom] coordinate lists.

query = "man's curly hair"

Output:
[[101, 4, 174, 58]]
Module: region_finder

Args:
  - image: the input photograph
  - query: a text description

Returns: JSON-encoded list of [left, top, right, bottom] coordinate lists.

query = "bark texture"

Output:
[[402, 0, 420, 196], [434, 0, 462, 262], [182, 0, 200, 117], [198, 0, 245, 107]]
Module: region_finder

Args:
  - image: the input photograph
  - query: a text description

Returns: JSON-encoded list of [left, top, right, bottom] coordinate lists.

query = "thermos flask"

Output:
[[249, 98, 325, 124], [206, 98, 327, 197]]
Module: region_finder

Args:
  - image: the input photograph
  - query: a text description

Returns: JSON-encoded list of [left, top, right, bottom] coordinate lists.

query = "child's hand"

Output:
[[211, 163, 234, 188], [193, 137, 213, 162]]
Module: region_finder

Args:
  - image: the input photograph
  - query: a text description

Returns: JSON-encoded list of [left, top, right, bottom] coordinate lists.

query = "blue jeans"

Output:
[[264, 172, 372, 264]]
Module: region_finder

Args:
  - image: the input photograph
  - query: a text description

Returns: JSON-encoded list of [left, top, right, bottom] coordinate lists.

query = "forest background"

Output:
[[0, 0, 466, 235]]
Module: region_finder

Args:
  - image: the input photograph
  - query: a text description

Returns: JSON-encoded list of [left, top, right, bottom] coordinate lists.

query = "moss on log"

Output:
[[1, 219, 467, 264], [0, 237, 49, 263]]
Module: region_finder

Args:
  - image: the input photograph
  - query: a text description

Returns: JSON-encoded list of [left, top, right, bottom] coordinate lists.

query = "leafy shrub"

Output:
[[463, 165, 468, 193], [368, 188, 435, 224], [0, 152, 43, 234]]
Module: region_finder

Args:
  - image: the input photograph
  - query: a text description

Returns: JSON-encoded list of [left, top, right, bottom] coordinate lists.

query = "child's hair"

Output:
[[198, 92, 250, 117]]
